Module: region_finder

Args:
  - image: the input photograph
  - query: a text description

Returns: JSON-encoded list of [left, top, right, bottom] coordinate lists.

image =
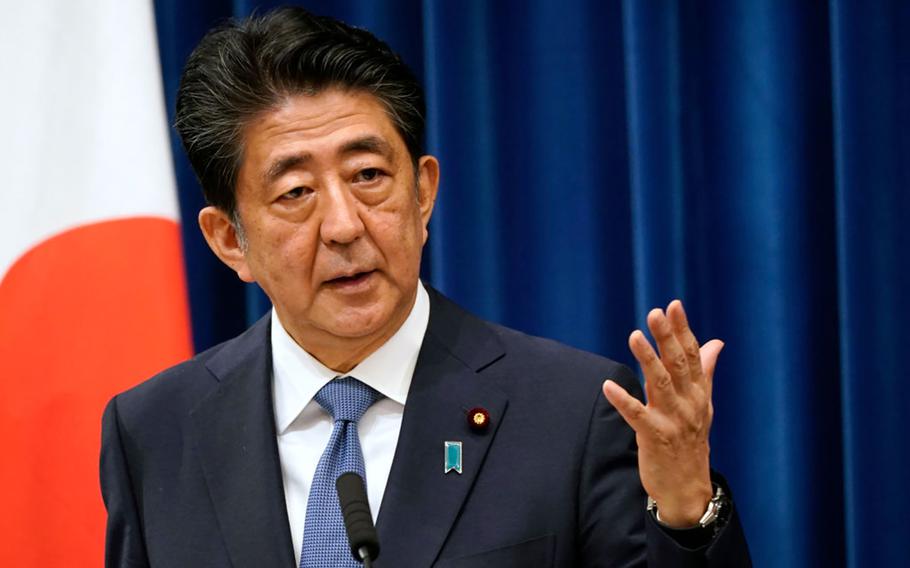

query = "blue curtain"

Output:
[[153, 1, 909, 566]]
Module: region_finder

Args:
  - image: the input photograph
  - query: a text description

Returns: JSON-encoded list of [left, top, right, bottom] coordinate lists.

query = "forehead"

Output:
[[239, 89, 406, 176]]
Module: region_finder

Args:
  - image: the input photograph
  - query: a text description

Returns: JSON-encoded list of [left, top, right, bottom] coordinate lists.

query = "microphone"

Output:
[[336, 472, 380, 567]]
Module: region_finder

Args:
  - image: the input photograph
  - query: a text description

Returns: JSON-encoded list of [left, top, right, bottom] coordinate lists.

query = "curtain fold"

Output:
[[153, 1, 908, 566], [622, 3, 846, 565], [830, 2, 910, 566]]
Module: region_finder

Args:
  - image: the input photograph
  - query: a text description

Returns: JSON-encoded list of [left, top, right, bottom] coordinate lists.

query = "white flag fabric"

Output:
[[0, 2, 192, 564]]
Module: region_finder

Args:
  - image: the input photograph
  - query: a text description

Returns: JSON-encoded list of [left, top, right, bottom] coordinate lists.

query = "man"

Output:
[[101, 7, 750, 567]]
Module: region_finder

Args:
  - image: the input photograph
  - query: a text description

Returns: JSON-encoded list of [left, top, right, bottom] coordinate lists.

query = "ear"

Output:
[[198, 206, 255, 283], [415, 155, 440, 243]]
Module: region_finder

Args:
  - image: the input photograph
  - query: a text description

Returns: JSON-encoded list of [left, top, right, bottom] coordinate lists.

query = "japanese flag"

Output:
[[0, 2, 192, 565]]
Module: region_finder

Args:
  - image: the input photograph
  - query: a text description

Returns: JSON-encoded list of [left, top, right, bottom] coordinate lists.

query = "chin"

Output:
[[320, 305, 396, 339]]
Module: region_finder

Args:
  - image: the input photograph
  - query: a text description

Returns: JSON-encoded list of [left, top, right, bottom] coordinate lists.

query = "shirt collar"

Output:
[[271, 282, 430, 434]]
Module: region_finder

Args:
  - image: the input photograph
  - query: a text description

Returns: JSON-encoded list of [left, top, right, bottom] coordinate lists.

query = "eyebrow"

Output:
[[263, 154, 311, 185], [339, 135, 396, 162], [261, 135, 397, 186]]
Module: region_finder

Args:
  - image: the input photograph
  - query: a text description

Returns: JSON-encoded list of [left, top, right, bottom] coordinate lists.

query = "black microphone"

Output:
[[336, 472, 380, 566]]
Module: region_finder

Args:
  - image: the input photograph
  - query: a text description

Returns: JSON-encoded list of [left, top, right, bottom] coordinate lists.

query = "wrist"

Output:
[[648, 483, 713, 528]]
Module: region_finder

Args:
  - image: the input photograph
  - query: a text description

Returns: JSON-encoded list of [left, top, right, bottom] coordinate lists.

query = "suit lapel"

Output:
[[375, 290, 508, 567], [191, 316, 296, 568]]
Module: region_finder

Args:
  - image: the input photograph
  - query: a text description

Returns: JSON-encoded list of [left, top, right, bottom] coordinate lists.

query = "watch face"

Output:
[[708, 487, 733, 534]]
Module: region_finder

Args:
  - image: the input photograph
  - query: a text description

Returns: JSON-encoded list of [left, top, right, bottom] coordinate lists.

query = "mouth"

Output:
[[325, 270, 376, 290]]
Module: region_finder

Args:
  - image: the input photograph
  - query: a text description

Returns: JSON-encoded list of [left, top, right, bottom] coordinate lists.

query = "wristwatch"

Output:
[[647, 483, 726, 529]]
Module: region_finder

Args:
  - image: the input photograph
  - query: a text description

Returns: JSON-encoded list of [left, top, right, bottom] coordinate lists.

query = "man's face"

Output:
[[200, 89, 438, 366]]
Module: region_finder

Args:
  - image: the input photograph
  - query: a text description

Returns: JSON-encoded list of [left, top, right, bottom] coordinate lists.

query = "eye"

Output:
[[279, 186, 311, 200], [354, 168, 385, 183]]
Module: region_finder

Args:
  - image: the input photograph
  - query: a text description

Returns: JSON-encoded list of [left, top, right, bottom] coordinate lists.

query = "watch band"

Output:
[[647, 483, 726, 529]]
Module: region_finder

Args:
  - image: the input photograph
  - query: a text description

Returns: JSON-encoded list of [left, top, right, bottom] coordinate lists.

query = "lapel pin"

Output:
[[444, 441, 463, 475], [467, 407, 491, 432]]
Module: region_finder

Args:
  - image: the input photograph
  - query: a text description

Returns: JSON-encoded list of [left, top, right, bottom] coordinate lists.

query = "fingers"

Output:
[[629, 300, 725, 411], [602, 379, 648, 432], [628, 328, 678, 411], [666, 300, 704, 385], [698, 339, 724, 399], [633, 300, 723, 399], [646, 307, 691, 396]]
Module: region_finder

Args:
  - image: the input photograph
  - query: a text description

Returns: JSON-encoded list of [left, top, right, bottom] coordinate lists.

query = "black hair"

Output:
[[174, 6, 426, 218]]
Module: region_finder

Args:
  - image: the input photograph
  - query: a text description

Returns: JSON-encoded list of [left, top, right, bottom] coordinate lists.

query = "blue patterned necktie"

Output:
[[300, 377, 383, 568]]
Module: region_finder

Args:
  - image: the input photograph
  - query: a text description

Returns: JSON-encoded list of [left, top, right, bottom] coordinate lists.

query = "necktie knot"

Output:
[[314, 376, 383, 423]]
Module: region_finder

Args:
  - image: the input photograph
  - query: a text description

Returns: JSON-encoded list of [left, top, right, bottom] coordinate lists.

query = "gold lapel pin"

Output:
[[467, 406, 490, 432]]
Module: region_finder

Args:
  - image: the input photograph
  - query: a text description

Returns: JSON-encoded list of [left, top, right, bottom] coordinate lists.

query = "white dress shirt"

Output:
[[271, 283, 430, 564]]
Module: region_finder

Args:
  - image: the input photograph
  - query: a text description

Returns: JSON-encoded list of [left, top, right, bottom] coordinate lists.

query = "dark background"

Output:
[[153, 1, 910, 566]]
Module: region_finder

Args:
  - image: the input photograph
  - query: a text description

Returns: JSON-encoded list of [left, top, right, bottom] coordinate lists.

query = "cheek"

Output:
[[249, 222, 319, 285], [280, 231, 320, 273], [370, 205, 424, 258]]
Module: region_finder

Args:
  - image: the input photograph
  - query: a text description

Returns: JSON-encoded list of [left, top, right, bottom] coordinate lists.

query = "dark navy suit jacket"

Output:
[[101, 288, 750, 567]]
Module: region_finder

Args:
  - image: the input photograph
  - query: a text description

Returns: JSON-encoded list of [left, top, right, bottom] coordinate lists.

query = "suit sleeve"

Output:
[[577, 363, 752, 567], [100, 396, 150, 568]]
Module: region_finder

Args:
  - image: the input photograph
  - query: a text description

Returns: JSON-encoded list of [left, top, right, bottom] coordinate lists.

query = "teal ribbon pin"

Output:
[[444, 441, 463, 474]]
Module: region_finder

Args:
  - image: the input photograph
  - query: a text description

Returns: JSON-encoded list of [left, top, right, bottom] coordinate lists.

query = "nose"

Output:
[[319, 182, 365, 245]]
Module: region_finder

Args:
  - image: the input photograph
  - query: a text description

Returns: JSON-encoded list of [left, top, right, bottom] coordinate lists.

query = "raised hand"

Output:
[[602, 300, 722, 527]]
